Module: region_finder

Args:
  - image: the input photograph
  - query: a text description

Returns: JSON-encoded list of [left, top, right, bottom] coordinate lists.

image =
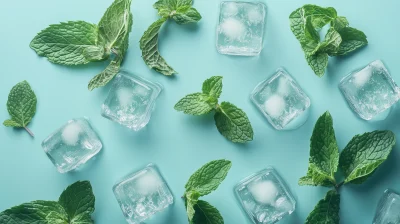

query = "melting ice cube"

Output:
[[373, 190, 400, 224], [61, 122, 82, 146], [248, 180, 279, 205]]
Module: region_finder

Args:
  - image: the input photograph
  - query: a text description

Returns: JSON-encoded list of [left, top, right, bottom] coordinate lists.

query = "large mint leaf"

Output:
[[331, 27, 368, 56], [191, 200, 224, 224], [318, 28, 342, 54], [0, 201, 68, 224], [174, 93, 217, 115], [339, 131, 396, 184], [59, 181, 95, 223], [172, 7, 202, 24], [214, 102, 253, 143], [202, 76, 223, 99], [30, 21, 99, 65], [305, 190, 340, 224], [185, 159, 232, 196], [3, 81, 37, 136], [300, 112, 339, 187], [140, 18, 177, 76], [306, 53, 328, 77]]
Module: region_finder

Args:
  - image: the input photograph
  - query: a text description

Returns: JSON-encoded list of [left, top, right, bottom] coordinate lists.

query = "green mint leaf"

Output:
[[305, 190, 340, 224], [301, 17, 320, 56], [185, 159, 232, 196], [172, 7, 202, 24], [331, 16, 349, 31], [83, 46, 109, 62], [174, 93, 217, 115], [339, 130, 396, 184], [4, 81, 37, 137], [88, 59, 122, 91], [186, 190, 200, 221], [331, 27, 368, 56], [0, 201, 68, 224], [299, 163, 336, 187], [30, 21, 99, 65], [202, 76, 223, 99], [191, 200, 224, 224], [153, 0, 174, 17], [318, 28, 342, 54], [140, 18, 177, 76], [58, 181, 95, 222], [305, 53, 328, 77], [214, 102, 253, 143]]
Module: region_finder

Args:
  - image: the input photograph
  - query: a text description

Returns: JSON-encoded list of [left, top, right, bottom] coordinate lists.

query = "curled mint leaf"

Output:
[[3, 81, 37, 137], [330, 27, 368, 56], [305, 190, 340, 224], [202, 76, 223, 99], [174, 93, 217, 115]]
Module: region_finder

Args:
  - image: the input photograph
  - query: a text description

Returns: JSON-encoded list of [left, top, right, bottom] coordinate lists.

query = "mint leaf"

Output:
[[88, 58, 122, 91], [202, 76, 223, 99], [215, 102, 253, 143], [186, 190, 200, 221], [331, 16, 349, 31], [301, 17, 320, 56], [83, 46, 109, 62], [318, 28, 342, 54], [3, 81, 37, 137], [339, 130, 396, 184], [185, 159, 232, 196], [0, 201, 68, 224], [331, 27, 368, 56], [300, 112, 339, 187], [191, 200, 224, 224], [140, 18, 177, 76], [30, 21, 100, 65], [305, 190, 340, 224], [306, 53, 329, 77], [59, 181, 95, 223], [174, 93, 217, 115], [172, 7, 202, 24]]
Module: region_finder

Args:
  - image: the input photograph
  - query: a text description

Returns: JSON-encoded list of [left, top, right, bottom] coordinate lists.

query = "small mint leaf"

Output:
[[172, 7, 202, 24], [186, 190, 200, 221], [191, 200, 224, 224], [305, 190, 340, 224], [202, 76, 223, 99], [88, 59, 121, 91], [174, 93, 217, 115], [305, 53, 328, 77], [331, 27, 368, 56]]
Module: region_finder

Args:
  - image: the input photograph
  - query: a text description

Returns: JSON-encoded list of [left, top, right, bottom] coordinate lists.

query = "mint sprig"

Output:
[[30, 0, 133, 91], [300, 111, 396, 223], [184, 159, 232, 223], [140, 0, 201, 76], [0, 181, 95, 224], [175, 76, 253, 143], [3, 81, 37, 137], [289, 5, 368, 77]]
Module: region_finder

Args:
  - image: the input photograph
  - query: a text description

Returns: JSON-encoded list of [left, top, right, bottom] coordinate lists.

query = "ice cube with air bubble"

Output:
[[113, 164, 173, 224], [373, 189, 400, 224], [235, 167, 296, 224], [101, 71, 162, 131], [339, 60, 400, 121], [216, 1, 267, 56], [250, 68, 311, 130], [41, 118, 102, 173]]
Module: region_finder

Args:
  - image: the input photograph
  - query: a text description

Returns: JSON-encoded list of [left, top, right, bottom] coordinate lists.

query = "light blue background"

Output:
[[1, 0, 400, 223]]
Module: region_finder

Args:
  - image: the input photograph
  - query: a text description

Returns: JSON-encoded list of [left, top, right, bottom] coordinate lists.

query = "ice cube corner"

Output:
[[339, 60, 400, 121], [373, 189, 400, 224], [41, 117, 102, 173], [101, 72, 162, 131], [250, 68, 311, 130], [216, 1, 267, 56], [113, 164, 173, 224], [235, 167, 296, 224]]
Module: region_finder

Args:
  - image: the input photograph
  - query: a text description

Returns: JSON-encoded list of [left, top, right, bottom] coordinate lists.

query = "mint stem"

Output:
[[335, 181, 344, 190], [24, 127, 34, 137]]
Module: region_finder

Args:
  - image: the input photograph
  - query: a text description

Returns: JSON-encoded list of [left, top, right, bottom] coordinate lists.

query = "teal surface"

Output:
[[1, 0, 400, 223]]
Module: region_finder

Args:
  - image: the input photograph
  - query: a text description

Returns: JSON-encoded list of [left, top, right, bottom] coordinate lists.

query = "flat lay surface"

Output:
[[1, 0, 400, 223]]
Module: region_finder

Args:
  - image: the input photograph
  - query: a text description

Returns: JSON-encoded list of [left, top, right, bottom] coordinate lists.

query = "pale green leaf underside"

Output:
[[174, 93, 216, 115], [339, 130, 395, 184], [305, 190, 340, 224], [30, 21, 99, 65], [214, 102, 253, 143], [185, 159, 232, 196], [202, 76, 223, 99], [186, 191, 200, 221], [88, 59, 122, 91], [191, 200, 224, 224], [5, 81, 37, 128], [173, 7, 202, 24]]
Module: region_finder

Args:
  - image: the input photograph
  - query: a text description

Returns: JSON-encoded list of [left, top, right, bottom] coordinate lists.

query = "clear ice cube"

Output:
[[41, 118, 102, 173], [113, 164, 174, 224], [235, 167, 296, 224], [339, 60, 400, 121], [373, 190, 400, 224], [101, 71, 162, 131], [250, 68, 311, 130], [216, 1, 267, 56]]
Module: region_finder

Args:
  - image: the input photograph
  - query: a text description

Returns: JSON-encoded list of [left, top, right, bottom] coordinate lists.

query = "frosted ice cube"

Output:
[[251, 68, 311, 130], [41, 118, 102, 173], [373, 190, 400, 224], [216, 1, 267, 56], [235, 167, 296, 224], [339, 60, 400, 121], [102, 71, 162, 131], [113, 164, 173, 224]]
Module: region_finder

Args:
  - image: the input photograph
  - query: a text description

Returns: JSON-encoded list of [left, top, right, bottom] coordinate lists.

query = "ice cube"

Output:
[[101, 71, 162, 131], [113, 164, 174, 224], [251, 68, 311, 130], [235, 167, 296, 224], [373, 190, 400, 224], [339, 60, 400, 121], [216, 1, 267, 56], [41, 118, 102, 173]]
